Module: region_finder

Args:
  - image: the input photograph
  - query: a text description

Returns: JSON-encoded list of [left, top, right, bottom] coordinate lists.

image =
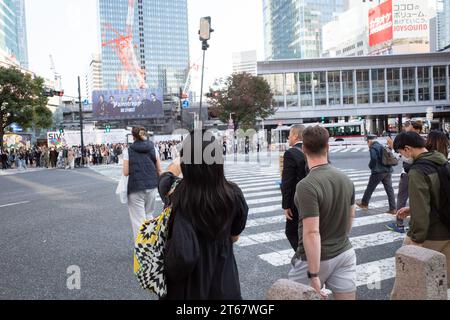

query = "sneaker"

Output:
[[386, 222, 405, 234], [385, 209, 397, 215], [356, 202, 368, 210]]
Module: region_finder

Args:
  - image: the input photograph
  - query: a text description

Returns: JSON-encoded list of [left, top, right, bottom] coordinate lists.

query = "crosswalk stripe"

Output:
[[246, 212, 395, 229], [228, 175, 280, 183], [256, 230, 403, 265], [241, 185, 280, 193], [249, 205, 281, 215], [246, 196, 282, 205], [353, 178, 399, 186], [356, 257, 396, 288], [351, 148, 362, 153], [245, 190, 281, 198], [238, 180, 280, 189]]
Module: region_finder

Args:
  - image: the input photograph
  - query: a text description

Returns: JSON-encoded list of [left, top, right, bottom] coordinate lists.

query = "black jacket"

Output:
[[281, 143, 308, 210], [127, 140, 158, 194]]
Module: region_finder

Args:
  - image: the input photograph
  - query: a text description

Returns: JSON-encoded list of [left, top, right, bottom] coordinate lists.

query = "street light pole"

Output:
[[199, 47, 206, 128], [77, 76, 85, 166]]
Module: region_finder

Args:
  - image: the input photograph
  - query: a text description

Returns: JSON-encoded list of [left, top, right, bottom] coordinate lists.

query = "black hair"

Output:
[[171, 130, 236, 240], [393, 131, 426, 152]]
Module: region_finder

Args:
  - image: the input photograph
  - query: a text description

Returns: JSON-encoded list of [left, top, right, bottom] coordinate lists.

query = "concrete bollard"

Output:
[[391, 245, 448, 300], [266, 279, 322, 300]]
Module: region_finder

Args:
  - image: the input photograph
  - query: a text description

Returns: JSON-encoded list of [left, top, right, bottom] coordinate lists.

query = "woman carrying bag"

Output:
[[158, 130, 249, 299], [123, 126, 162, 240]]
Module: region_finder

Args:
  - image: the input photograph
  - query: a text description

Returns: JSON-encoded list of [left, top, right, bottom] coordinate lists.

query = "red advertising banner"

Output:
[[369, 0, 393, 47]]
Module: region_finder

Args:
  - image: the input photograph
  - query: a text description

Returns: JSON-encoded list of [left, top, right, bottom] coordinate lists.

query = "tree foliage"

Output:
[[0, 66, 52, 150], [207, 72, 276, 130]]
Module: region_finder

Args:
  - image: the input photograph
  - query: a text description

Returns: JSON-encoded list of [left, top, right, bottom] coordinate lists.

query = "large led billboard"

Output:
[[369, 0, 393, 47], [92, 88, 164, 120]]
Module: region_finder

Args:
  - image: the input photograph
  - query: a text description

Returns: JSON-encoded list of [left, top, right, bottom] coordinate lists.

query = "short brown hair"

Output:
[[302, 125, 329, 156], [131, 126, 146, 141]]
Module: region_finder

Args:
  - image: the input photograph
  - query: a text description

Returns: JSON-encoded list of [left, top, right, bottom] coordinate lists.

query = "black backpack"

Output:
[[413, 159, 450, 232]]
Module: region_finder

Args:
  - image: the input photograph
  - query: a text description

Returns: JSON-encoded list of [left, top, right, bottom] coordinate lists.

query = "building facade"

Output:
[[436, 0, 450, 51], [258, 52, 450, 133], [263, 0, 346, 60], [84, 54, 103, 102], [98, 0, 189, 94], [322, 0, 379, 57], [232, 50, 257, 75], [0, 0, 28, 68]]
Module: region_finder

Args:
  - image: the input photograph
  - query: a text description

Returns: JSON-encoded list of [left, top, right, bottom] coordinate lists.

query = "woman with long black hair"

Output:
[[158, 130, 248, 299]]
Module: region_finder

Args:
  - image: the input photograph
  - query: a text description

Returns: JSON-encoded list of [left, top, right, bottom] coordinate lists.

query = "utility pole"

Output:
[[198, 17, 214, 129], [77, 76, 85, 166]]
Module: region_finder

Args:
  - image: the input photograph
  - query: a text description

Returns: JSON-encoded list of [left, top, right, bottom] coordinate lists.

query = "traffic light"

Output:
[[321, 117, 325, 124], [59, 127, 64, 134], [105, 123, 111, 133]]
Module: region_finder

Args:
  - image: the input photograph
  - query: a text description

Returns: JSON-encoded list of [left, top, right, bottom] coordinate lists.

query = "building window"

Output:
[[418, 66, 430, 101], [262, 74, 284, 108], [299, 72, 312, 107], [371, 69, 385, 104], [387, 68, 400, 103], [313, 71, 327, 106], [402, 67, 415, 102], [342, 70, 354, 104], [328, 71, 340, 105], [433, 65, 446, 101], [285, 73, 298, 107], [356, 70, 369, 104]]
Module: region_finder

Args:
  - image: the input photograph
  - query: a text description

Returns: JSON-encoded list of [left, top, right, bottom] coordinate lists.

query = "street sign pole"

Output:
[[78, 76, 85, 167]]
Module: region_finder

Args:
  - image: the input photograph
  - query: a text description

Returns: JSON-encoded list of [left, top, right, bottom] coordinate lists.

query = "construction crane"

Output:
[[49, 54, 62, 91], [101, 0, 147, 89]]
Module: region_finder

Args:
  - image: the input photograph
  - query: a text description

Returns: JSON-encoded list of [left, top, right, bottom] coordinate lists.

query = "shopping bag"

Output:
[[115, 175, 128, 204]]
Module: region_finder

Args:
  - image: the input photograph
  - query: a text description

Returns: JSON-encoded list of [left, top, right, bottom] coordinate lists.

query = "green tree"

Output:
[[0, 66, 52, 151], [207, 72, 276, 130]]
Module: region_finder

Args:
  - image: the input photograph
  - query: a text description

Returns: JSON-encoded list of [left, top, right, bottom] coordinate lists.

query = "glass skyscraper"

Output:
[[436, 0, 450, 51], [0, 0, 28, 68], [263, 0, 346, 60], [98, 0, 189, 94]]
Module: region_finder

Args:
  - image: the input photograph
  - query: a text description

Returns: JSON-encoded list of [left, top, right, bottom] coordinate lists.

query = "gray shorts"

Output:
[[288, 248, 356, 294]]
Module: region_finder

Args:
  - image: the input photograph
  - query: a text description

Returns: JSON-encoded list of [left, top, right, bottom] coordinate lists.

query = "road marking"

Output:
[[0, 201, 30, 208], [248, 204, 281, 215], [240, 185, 280, 193], [240, 220, 403, 247], [246, 196, 282, 205], [244, 190, 281, 198], [257, 231, 404, 265], [356, 257, 396, 287]]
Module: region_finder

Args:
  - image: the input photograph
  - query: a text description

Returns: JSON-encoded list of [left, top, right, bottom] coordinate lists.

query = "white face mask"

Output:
[[402, 156, 413, 164]]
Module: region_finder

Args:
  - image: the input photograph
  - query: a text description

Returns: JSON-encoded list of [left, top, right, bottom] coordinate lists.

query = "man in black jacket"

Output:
[[281, 124, 307, 251]]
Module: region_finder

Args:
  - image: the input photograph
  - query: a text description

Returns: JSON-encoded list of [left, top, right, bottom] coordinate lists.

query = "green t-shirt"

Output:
[[294, 164, 355, 261]]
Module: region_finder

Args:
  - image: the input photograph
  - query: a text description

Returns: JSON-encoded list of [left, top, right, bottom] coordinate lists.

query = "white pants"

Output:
[[127, 188, 157, 240]]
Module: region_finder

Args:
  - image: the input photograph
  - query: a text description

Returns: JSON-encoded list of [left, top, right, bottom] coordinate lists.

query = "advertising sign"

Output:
[[3, 133, 31, 150], [393, 0, 431, 40], [369, 0, 393, 47], [92, 88, 164, 120], [47, 132, 66, 148]]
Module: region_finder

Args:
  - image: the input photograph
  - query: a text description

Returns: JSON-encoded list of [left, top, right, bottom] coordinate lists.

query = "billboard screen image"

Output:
[[369, 0, 393, 47], [92, 88, 164, 120]]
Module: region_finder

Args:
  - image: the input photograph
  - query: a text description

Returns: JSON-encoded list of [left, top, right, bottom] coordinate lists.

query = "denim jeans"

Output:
[[396, 173, 409, 226], [361, 172, 396, 210]]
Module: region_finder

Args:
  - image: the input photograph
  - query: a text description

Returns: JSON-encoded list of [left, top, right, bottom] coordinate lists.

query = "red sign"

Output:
[[369, 0, 393, 47]]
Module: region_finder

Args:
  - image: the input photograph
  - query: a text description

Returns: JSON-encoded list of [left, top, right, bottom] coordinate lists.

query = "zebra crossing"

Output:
[[224, 163, 404, 292], [329, 146, 369, 153]]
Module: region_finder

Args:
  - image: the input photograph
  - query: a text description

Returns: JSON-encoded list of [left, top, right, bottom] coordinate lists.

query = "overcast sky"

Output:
[[25, 0, 264, 98]]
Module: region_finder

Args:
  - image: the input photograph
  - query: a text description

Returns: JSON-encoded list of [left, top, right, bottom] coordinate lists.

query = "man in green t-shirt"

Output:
[[288, 125, 356, 300]]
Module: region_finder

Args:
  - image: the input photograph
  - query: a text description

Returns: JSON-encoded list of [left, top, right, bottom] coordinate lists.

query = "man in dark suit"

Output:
[[281, 124, 307, 251]]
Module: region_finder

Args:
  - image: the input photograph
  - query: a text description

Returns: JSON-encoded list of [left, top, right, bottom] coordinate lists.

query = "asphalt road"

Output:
[[0, 150, 405, 300]]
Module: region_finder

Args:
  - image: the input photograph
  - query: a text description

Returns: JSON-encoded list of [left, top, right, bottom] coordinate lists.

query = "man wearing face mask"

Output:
[[385, 120, 423, 233]]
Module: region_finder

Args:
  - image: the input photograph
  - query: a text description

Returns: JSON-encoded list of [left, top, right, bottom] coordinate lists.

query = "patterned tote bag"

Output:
[[133, 180, 179, 297]]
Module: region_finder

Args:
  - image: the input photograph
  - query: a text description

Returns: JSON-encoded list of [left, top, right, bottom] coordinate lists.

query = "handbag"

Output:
[[133, 179, 180, 297], [115, 175, 128, 204]]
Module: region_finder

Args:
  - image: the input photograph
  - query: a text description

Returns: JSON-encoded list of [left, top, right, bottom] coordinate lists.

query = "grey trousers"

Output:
[[361, 172, 396, 211], [128, 189, 157, 240]]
